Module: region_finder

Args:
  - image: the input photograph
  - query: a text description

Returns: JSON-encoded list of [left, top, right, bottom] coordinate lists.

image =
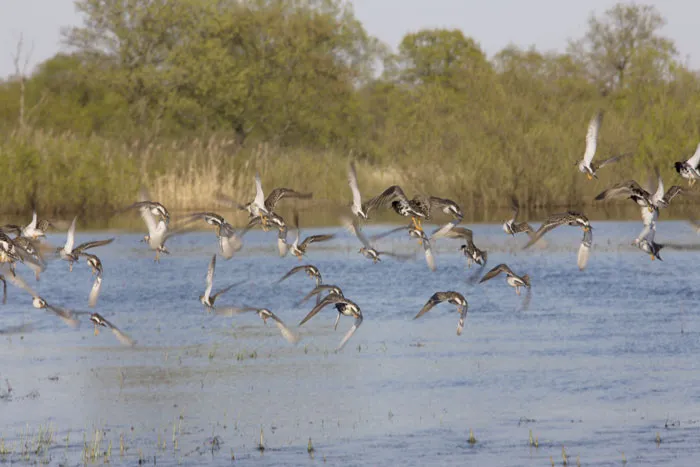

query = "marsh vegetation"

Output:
[[0, 1, 698, 219]]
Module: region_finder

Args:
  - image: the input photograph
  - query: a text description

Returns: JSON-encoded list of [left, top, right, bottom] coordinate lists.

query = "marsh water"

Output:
[[1, 221, 700, 466]]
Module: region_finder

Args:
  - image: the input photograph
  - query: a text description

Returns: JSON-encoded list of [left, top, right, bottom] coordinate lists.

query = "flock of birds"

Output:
[[2, 111, 700, 349]]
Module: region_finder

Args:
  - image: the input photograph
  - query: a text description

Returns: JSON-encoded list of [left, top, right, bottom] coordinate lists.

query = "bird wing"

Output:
[[510, 196, 520, 222], [369, 225, 410, 242], [213, 306, 259, 317], [277, 234, 289, 257], [214, 192, 248, 210], [661, 186, 684, 205], [162, 219, 197, 242], [299, 234, 335, 250], [186, 212, 224, 226], [253, 173, 266, 211], [277, 265, 313, 283], [265, 188, 312, 211], [218, 222, 237, 238], [514, 222, 535, 235], [422, 238, 436, 272], [651, 168, 665, 205], [219, 232, 243, 259], [212, 281, 245, 301], [413, 292, 451, 320], [204, 255, 215, 299], [456, 304, 468, 336], [687, 142, 700, 168], [74, 238, 114, 253], [378, 250, 414, 261], [577, 228, 593, 271], [364, 185, 408, 214], [2, 266, 38, 298], [63, 216, 77, 253], [583, 111, 602, 165], [435, 226, 474, 242], [292, 211, 301, 248], [596, 152, 632, 169], [522, 214, 570, 249], [139, 206, 158, 237], [343, 217, 371, 249], [430, 220, 461, 240], [266, 311, 300, 344], [348, 162, 362, 212], [100, 316, 136, 346], [479, 264, 514, 283], [594, 180, 648, 201], [296, 285, 342, 307], [45, 304, 80, 329], [299, 295, 345, 326], [336, 316, 362, 351], [138, 186, 151, 202], [428, 196, 462, 219], [13, 240, 47, 271], [118, 201, 154, 213], [2, 224, 22, 236], [88, 276, 102, 308]]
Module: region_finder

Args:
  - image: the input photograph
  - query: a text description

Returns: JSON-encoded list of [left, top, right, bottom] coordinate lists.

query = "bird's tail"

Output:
[[522, 274, 531, 287]]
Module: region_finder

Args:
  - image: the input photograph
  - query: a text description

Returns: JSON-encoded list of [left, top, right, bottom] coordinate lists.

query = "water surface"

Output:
[[1, 221, 699, 466]]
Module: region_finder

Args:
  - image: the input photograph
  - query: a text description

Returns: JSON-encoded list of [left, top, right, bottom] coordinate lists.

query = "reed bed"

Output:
[[0, 126, 696, 223]]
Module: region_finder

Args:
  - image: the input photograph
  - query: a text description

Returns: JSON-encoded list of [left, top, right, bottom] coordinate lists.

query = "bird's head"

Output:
[[258, 309, 272, 323], [32, 297, 46, 309], [90, 313, 107, 327], [351, 308, 363, 320]]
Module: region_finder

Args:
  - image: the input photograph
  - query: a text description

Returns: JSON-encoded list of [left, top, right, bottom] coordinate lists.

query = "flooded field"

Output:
[[1, 221, 700, 466]]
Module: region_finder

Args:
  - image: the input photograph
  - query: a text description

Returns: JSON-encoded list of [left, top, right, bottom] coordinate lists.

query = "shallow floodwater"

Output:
[[1, 221, 700, 466]]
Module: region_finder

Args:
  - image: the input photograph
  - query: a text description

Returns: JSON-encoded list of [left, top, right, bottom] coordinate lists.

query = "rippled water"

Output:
[[1, 221, 699, 466]]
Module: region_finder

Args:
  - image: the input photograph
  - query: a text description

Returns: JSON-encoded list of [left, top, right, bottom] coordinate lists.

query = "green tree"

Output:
[[568, 3, 677, 93], [393, 29, 491, 87], [61, 0, 384, 145]]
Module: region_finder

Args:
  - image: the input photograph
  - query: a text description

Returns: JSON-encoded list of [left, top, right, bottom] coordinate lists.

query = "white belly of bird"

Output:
[[507, 276, 524, 288], [148, 232, 165, 250], [219, 236, 242, 259]]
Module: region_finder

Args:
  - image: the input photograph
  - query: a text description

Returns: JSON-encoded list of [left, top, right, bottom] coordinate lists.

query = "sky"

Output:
[[0, 0, 698, 78]]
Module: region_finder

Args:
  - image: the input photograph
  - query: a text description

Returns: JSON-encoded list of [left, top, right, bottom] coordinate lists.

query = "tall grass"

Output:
[[0, 129, 406, 219], [0, 126, 696, 224]]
